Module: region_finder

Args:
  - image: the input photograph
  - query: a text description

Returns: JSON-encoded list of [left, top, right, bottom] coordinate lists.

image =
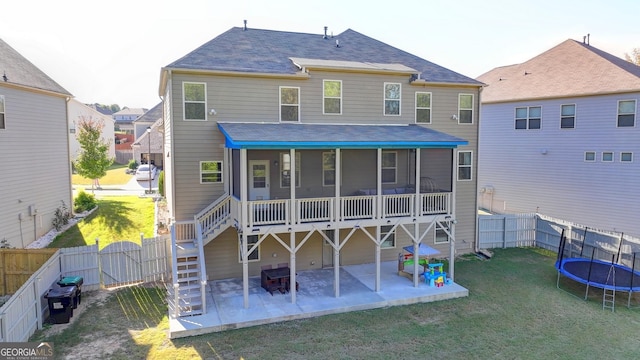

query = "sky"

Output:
[[2, 0, 639, 109]]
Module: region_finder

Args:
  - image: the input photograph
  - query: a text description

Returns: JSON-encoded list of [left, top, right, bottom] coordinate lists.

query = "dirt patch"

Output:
[[156, 199, 170, 235], [41, 290, 112, 338]]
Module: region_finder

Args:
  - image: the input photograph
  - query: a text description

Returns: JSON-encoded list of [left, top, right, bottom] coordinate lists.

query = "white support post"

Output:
[[415, 148, 421, 217], [240, 148, 250, 308], [450, 148, 458, 282], [290, 149, 296, 225], [375, 228, 381, 292], [376, 148, 382, 219], [290, 231, 297, 303], [334, 149, 341, 222], [414, 148, 421, 287]]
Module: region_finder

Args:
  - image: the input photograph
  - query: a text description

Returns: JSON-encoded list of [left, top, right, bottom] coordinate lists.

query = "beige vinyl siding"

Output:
[[0, 86, 72, 248]]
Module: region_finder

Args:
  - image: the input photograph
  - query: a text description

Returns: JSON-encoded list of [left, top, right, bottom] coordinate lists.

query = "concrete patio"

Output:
[[168, 260, 468, 338]]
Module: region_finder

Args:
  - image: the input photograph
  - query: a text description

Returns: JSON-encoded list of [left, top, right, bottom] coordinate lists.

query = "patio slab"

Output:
[[168, 261, 468, 338]]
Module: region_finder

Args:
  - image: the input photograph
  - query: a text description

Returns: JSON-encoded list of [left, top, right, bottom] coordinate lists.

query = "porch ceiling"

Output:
[[217, 122, 469, 149]]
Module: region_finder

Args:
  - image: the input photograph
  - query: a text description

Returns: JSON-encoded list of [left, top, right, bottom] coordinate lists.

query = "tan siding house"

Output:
[[0, 39, 73, 248], [159, 27, 482, 328]]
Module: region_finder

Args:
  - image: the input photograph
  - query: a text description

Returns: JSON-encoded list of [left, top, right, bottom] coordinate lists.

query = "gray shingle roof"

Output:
[[477, 39, 640, 103], [134, 102, 162, 123], [166, 27, 481, 85], [217, 122, 468, 149], [0, 38, 72, 96]]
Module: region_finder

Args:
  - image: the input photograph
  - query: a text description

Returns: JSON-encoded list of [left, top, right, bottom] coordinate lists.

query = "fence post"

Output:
[[503, 216, 507, 249], [35, 276, 42, 330], [96, 238, 102, 288]]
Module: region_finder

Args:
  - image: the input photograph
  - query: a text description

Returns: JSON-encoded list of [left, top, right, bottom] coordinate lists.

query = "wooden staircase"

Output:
[[168, 195, 232, 318]]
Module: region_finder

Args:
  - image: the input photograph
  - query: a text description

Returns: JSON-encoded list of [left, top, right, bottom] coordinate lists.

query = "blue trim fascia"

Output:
[[223, 140, 467, 149]]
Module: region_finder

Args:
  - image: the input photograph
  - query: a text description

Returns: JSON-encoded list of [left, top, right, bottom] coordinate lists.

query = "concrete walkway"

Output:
[[169, 260, 468, 338]]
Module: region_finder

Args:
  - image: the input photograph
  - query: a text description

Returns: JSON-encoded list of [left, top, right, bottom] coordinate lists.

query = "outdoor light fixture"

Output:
[[147, 126, 151, 194]]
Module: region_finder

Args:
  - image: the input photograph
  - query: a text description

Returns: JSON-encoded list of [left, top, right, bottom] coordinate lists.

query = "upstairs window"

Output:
[[560, 104, 576, 129], [617, 100, 636, 127], [322, 152, 335, 186], [200, 161, 223, 183], [280, 87, 300, 122], [384, 83, 401, 116], [457, 151, 473, 181], [183, 82, 206, 121], [621, 152, 633, 162], [515, 106, 541, 130], [382, 151, 397, 184], [280, 152, 301, 188], [458, 94, 473, 124], [323, 80, 342, 114], [584, 151, 596, 162], [415, 92, 432, 123], [602, 152, 614, 162], [0, 95, 4, 129]]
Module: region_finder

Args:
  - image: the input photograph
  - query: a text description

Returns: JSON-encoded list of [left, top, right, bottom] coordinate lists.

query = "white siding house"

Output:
[[0, 39, 73, 248], [478, 39, 640, 237], [68, 99, 115, 161]]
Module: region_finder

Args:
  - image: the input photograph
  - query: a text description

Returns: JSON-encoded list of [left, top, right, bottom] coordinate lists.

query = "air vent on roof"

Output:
[[582, 33, 590, 45], [243, 20, 247, 31], [2, 72, 7, 82], [336, 39, 340, 48], [324, 26, 328, 39]]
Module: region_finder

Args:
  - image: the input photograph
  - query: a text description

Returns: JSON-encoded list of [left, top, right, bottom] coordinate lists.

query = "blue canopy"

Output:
[[403, 244, 440, 257]]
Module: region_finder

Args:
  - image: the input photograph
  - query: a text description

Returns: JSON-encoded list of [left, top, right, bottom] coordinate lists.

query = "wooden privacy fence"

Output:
[[478, 213, 537, 249], [0, 236, 171, 343], [0, 249, 58, 296]]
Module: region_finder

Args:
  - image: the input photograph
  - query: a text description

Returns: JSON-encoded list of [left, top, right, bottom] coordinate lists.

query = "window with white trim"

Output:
[[280, 86, 300, 122], [380, 225, 395, 248], [280, 152, 301, 188], [617, 100, 636, 127], [515, 106, 541, 130], [435, 222, 450, 244], [584, 151, 596, 162], [239, 235, 259, 262], [560, 104, 575, 129], [322, 152, 335, 186], [382, 151, 397, 184], [384, 83, 401, 116], [602, 152, 614, 162], [323, 80, 342, 114], [458, 94, 473, 124], [621, 152, 633, 162], [0, 95, 5, 129], [200, 161, 223, 183], [457, 151, 472, 181], [183, 82, 206, 121], [415, 92, 432, 123]]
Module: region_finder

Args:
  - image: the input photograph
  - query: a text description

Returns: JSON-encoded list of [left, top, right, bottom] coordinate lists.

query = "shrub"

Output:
[[74, 191, 97, 213], [158, 170, 165, 197], [127, 159, 138, 170], [52, 201, 71, 231]]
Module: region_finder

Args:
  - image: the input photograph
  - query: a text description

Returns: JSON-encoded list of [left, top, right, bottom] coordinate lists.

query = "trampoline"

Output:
[[555, 228, 640, 309]]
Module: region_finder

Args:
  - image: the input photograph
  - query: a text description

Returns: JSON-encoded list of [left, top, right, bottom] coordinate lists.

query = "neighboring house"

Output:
[[112, 107, 146, 134], [132, 117, 163, 169], [133, 102, 162, 139], [0, 39, 73, 248], [477, 38, 640, 237], [68, 98, 115, 162], [159, 26, 482, 320]]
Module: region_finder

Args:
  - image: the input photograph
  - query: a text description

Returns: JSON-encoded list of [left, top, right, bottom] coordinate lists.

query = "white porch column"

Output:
[[334, 148, 341, 298], [375, 229, 381, 292], [290, 230, 297, 303], [450, 148, 458, 281], [290, 149, 296, 225], [376, 148, 382, 219], [240, 148, 250, 308], [224, 147, 231, 195], [413, 148, 421, 287]]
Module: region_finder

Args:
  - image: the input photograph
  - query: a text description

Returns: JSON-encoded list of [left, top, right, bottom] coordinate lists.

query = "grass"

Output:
[[30, 248, 640, 359], [48, 196, 155, 249], [72, 163, 132, 186]]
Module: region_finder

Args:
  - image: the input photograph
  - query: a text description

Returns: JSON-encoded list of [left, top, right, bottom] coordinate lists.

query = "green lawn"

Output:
[[30, 248, 640, 359], [72, 163, 132, 186], [48, 196, 155, 249]]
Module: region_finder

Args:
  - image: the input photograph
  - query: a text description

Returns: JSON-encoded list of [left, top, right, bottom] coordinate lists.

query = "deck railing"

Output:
[[241, 192, 450, 228]]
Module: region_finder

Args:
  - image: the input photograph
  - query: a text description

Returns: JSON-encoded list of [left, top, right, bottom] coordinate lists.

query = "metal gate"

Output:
[[99, 241, 143, 287]]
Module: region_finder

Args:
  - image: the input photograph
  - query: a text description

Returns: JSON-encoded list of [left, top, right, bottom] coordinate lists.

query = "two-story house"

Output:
[[132, 103, 163, 168], [477, 38, 640, 237], [159, 26, 482, 326], [0, 39, 73, 248], [112, 107, 146, 134]]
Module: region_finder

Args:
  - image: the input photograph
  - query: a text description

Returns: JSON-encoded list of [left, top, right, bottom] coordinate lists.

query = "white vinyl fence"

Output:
[[0, 236, 171, 343]]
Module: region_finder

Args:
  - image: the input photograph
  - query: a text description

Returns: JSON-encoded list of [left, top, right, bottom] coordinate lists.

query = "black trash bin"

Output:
[[57, 276, 83, 308], [45, 283, 77, 324]]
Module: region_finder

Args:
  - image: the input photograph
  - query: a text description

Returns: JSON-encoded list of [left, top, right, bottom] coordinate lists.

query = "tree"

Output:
[[625, 48, 640, 65], [74, 116, 114, 190]]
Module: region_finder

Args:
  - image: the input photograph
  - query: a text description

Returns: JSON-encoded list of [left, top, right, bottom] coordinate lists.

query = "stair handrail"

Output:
[[195, 221, 208, 315], [194, 194, 232, 239], [169, 222, 180, 318]]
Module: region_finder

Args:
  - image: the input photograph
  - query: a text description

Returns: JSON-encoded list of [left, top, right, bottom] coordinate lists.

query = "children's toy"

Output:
[[423, 263, 447, 287]]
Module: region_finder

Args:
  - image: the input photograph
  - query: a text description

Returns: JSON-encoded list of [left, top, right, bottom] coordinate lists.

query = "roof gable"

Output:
[[165, 27, 481, 85], [0, 38, 71, 96], [478, 39, 640, 103]]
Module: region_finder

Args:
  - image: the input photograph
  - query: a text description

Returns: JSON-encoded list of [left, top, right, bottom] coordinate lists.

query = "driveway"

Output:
[[73, 175, 159, 197]]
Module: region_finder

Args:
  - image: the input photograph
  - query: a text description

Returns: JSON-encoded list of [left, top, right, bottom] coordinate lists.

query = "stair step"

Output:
[[177, 275, 200, 283]]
